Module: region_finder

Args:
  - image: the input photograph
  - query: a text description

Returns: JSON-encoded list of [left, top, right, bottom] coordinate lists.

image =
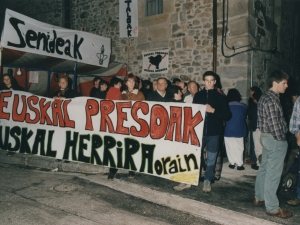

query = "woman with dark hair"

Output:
[[1, 73, 24, 156], [224, 88, 247, 170], [99, 79, 109, 99], [90, 77, 102, 98], [120, 73, 145, 101], [108, 73, 145, 181], [0, 73, 24, 91], [168, 85, 183, 102]]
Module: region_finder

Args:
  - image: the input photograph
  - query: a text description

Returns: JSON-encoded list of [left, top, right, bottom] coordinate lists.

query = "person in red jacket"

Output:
[[105, 77, 122, 100]]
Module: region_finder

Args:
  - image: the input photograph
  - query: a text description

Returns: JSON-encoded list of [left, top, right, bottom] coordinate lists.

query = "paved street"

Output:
[[0, 163, 217, 225], [0, 149, 299, 225]]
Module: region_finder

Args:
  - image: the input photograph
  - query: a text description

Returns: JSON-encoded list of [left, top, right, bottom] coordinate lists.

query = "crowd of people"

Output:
[[1, 69, 299, 219], [82, 70, 299, 219]]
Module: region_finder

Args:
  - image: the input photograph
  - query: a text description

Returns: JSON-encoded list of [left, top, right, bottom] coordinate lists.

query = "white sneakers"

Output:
[[173, 183, 191, 191], [203, 180, 211, 192], [174, 181, 212, 192]]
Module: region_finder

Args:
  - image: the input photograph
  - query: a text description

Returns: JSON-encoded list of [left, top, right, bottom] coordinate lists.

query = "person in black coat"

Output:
[[90, 77, 102, 98], [168, 85, 183, 102], [98, 79, 109, 99], [192, 71, 231, 192]]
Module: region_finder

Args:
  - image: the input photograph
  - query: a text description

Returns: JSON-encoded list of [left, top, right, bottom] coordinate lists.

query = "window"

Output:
[[62, 0, 72, 29], [146, 0, 163, 17]]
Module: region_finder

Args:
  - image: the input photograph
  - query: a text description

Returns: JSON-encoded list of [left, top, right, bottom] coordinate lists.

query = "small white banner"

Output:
[[29, 71, 39, 83], [142, 50, 169, 74], [119, 0, 138, 37]]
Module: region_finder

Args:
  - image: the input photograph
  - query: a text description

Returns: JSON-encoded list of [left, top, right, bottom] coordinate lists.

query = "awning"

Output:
[[0, 9, 127, 97]]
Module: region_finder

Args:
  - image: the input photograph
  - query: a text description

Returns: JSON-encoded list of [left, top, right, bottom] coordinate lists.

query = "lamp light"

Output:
[[17, 68, 22, 76]]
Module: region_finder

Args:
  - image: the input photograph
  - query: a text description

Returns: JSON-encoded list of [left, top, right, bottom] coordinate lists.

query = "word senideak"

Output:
[[7, 17, 83, 59], [0, 126, 199, 176]]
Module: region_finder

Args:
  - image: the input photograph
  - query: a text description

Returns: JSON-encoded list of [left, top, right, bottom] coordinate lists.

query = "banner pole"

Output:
[[0, 44, 2, 76], [127, 39, 129, 67], [46, 71, 51, 97], [73, 62, 77, 90]]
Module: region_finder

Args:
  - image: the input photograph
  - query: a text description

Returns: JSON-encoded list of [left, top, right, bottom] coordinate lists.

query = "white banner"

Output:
[[0, 90, 205, 185], [1, 9, 111, 67], [119, 0, 138, 37], [142, 50, 169, 74], [29, 71, 39, 83]]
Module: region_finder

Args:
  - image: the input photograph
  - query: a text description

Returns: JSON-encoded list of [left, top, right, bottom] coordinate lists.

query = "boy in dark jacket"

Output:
[[193, 71, 231, 192]]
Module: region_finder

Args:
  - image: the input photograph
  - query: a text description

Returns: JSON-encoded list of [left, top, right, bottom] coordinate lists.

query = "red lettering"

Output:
[[12, 95, 27, 122], [0, 91, 12, 119], [150, 105, 169, 139], [165, 106, 182, 142], [85, 99, 99, 130], [52, 100, 64, 127], [25, 96, 40, 123], [116, 102, 131, 135], [130, 102, 149, 137], [63, 100, 75, 128], [182, 107, 203, 146], [100, 100, 115, 133], [39, 98, 52, 125]]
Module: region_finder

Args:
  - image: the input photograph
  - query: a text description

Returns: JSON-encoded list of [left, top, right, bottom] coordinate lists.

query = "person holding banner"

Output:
[[152, 79, 158, 91], [1, 73, 24, 156], [99, 79, 109, 99], [193, 71, 231, 192], [90, 77, 102, 98], [107, 73, 145, 180], [106, 77, 122, 100], [184, 81, 199, 103], [168, 85, 183, 102], [52, 75, 81, 99], [0, 73, 24, 91], [146, 77, 172, 102], [120, 74, 145, 101]]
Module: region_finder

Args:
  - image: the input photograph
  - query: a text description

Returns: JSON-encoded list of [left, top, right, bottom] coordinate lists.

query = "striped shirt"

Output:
[[289, 97, 300, 134], [257, 90, 287, 141]]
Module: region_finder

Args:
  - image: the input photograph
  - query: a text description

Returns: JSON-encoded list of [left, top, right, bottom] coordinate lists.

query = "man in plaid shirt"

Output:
[[254, 70, 292, 219], [287, 96, 300, 206]]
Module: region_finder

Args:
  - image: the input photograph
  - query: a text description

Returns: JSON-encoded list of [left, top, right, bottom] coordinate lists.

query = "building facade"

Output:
[[1, 0, 299, 99]]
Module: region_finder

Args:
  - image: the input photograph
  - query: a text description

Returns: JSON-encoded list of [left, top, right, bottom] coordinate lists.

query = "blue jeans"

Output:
[[297, 147, 300, 199], [202, 135, 219, 182], [254, 133, 287, 213], [250, 131, 257, 163]]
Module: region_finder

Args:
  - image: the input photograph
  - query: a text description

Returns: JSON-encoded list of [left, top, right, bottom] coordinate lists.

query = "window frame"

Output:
[[145, 0, 163, 17]]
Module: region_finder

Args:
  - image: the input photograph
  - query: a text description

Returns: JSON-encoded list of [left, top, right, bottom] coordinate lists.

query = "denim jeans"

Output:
[[250, 131, 257, 163], [202, 135, 219, 182], [254, 133, 287, 213], [297, 147, 300, 199]]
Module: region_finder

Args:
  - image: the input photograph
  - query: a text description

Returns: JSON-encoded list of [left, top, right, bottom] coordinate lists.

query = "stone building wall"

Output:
[[1, 0, 298, 97]]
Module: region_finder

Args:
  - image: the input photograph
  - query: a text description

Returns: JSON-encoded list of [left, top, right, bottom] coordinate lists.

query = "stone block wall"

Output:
[[1, 0, 298, 99]]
